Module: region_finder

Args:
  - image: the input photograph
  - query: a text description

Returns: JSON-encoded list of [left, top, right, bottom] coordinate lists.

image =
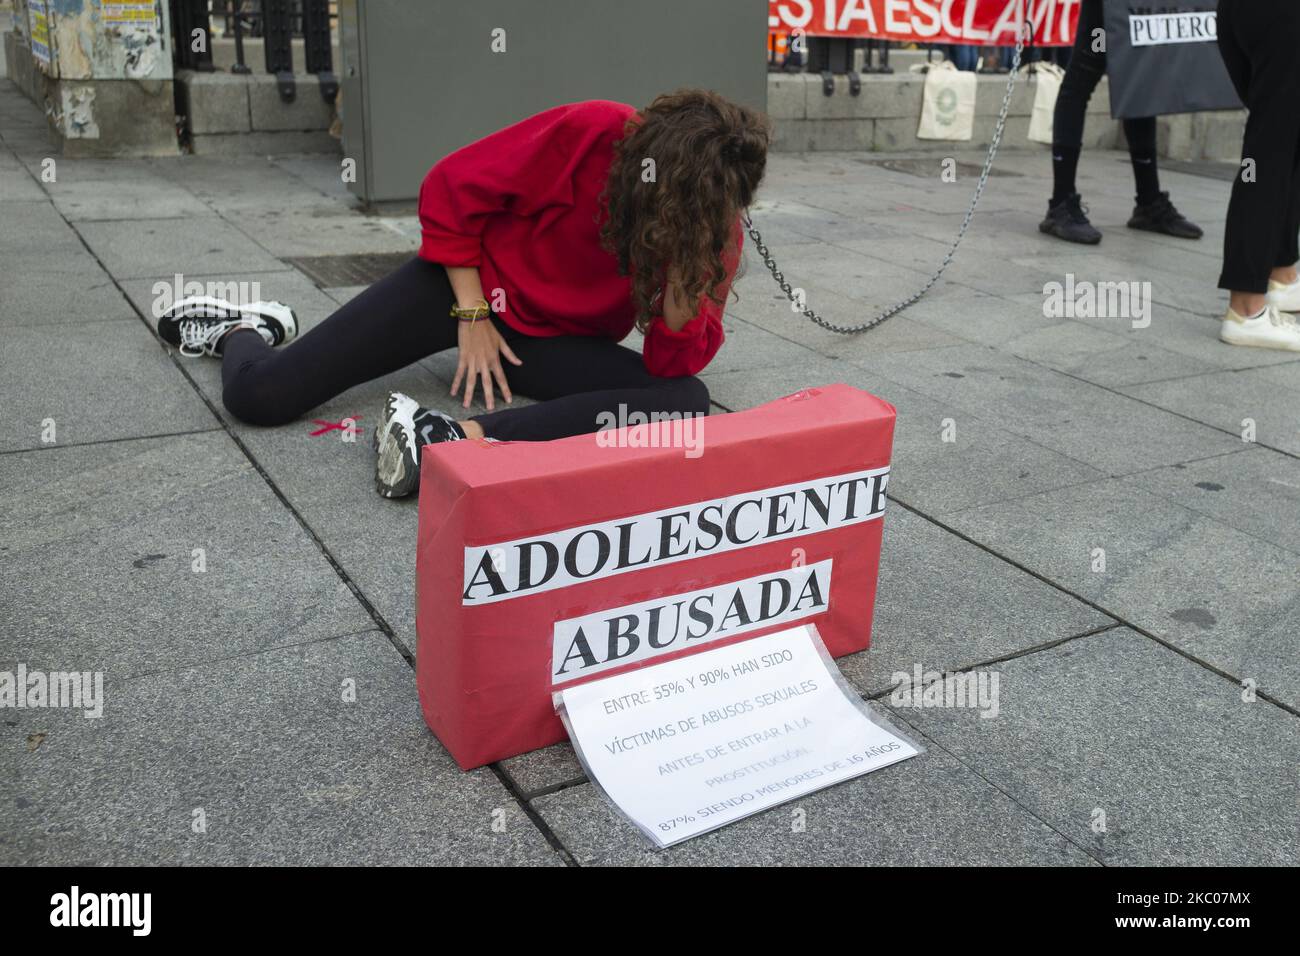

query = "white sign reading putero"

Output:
[[463, 467, 888, 604], [1129, 12, 1217, 47]]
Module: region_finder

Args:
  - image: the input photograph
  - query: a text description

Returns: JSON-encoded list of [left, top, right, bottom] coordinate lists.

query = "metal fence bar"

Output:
[[261, 0, 296, 100], [301, 0, 337, 101], [171, 0, 215, 72]]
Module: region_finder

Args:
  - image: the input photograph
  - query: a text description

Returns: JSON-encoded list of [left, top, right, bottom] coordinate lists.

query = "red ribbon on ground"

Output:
[[309, 415, 363, 437]]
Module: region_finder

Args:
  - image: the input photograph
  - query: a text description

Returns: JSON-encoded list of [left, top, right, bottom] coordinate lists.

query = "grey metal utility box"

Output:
[[337, 0, 768, 204]]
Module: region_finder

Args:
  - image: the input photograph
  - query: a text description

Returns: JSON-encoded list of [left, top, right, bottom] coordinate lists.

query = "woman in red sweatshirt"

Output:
[[158, 89, 771, 498]]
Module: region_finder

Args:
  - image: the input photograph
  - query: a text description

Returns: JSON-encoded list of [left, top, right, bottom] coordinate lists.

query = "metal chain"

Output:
[[745, 27, 1028, 335]]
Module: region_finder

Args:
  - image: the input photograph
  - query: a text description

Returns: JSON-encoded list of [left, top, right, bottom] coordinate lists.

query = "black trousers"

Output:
[[1052, 0, 1156, 156], [220, 257, 710, 441], [1216, 0, 1300, 293]]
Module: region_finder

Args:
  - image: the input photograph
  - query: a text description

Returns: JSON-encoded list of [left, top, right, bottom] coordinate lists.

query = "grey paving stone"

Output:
[[867, 379, 1107, 515], [1120, 447, 1300, 556], [194, 361, 452, 652], [76, 217, 287, 280], [0, 199, 87, 263], [324, 284, 369, 305], [418, 349, 462, 389], [943, 479, 1300, 711], [1009, 250, 1222, 316], [222, 209, 419, 258], [1120, 367, 1300, 456], [0, 431, 374, 677], [0, 319, 215, 452], [0, 165, 44, 200], [270, 154, 358, 202], [0, 631, 562, 865], [152, 154, 353, 215], [709, 314, 821, 373], [0, 132, 57, 164], [1073, 224, 1226, 273], [699, 355, 899, 413], [531, 728, 1093, 865], [1003, 292, 1300, 369], [893, 628, 1300, 865], [839, 235, 1076, 298], [732, 237, 965, 313], [1000, 314, 1218, 387], [841, 507, 1114, 697], [499, 744, 587, 797], [1251, 358, 1300, 392], [0, 268, 137, 326], [744, 197, 864, 242], [891, 288, 1049, 348], [845, 343, 1241, 475], [725, 268, 971, 357], [41, 162, 213, 221], [896, 207, 1117, 260]]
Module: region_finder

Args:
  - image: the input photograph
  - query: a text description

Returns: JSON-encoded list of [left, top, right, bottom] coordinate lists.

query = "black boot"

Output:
[[1127, 191, 1203, 239], [1039, 192, 1102, 245]]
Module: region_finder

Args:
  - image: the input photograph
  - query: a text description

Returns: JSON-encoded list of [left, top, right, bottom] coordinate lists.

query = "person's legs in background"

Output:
[[946, 44, 979, 72], [1216, 0, 1300, 350], [1041, 0, 1201, 243], [1122, 116, 1203, 240], [1262, 120, 1300, 307], [1042, 0, 1107, 243], [1123, 117, 1161, 205]]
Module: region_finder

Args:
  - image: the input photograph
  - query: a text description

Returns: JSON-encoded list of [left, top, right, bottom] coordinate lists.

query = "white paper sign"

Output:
[[556, 624, 922, 848]]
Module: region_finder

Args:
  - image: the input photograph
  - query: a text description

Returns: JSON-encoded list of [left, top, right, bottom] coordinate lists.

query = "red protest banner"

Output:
[[768, 0, 1081, 46]]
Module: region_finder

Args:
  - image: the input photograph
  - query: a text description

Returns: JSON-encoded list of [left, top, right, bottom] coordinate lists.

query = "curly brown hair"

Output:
[[599, 89, 771, 332]]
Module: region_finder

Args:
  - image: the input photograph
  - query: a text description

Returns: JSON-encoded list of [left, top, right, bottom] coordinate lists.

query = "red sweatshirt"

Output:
[[417, 100, 737, 378]]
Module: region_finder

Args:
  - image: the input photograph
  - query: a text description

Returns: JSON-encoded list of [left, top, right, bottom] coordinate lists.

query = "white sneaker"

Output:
[[158, 296, 297, 358], [1266, 276, 1300, 313], [1219, 305, 1300, 352], [373, 392, 465, 499]]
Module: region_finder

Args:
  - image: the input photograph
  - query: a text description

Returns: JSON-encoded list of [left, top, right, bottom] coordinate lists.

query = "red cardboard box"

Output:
[[415, 384, 895, 769]]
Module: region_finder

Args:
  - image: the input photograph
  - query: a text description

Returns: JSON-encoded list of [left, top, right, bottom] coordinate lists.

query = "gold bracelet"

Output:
[[451, 300, 490, 322]]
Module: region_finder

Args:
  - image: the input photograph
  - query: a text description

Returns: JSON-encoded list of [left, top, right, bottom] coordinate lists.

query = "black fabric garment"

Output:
[[1051, 0, 1159, 202], [1216, 0, 1300, 292], [1051, 145, 1083, 204], [220, 257, 709, 441]]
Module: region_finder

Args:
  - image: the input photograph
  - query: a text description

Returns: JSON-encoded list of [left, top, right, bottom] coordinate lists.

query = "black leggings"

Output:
[[1216, 0, 1300, 292], [220, 257, 709, 441], [1052, 0, 1156, 158]]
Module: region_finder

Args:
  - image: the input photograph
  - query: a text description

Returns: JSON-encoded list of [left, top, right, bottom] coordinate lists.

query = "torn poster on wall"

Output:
[[27, 0, 52, 69]]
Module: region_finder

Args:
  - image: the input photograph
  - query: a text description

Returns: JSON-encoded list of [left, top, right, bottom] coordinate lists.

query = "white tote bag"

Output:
[[1028, 62, 1065, 145], [917, 61, 977, 141]]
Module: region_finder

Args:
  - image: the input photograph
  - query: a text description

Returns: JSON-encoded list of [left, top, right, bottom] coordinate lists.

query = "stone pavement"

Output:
[[2, 77, 1297, 866]]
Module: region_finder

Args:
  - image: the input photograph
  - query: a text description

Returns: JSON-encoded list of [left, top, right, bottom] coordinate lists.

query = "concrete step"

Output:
[[177, 68, 340, 156]]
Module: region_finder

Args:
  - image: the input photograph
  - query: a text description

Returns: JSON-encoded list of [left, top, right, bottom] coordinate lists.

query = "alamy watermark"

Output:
[[1, 664, 103, 718], [50, 886, 150, 936], [890, 664, 1000, 719], [1043, 274, 1152, 329], [151, 273, 264, 318], [595, 403, 705, 459]]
